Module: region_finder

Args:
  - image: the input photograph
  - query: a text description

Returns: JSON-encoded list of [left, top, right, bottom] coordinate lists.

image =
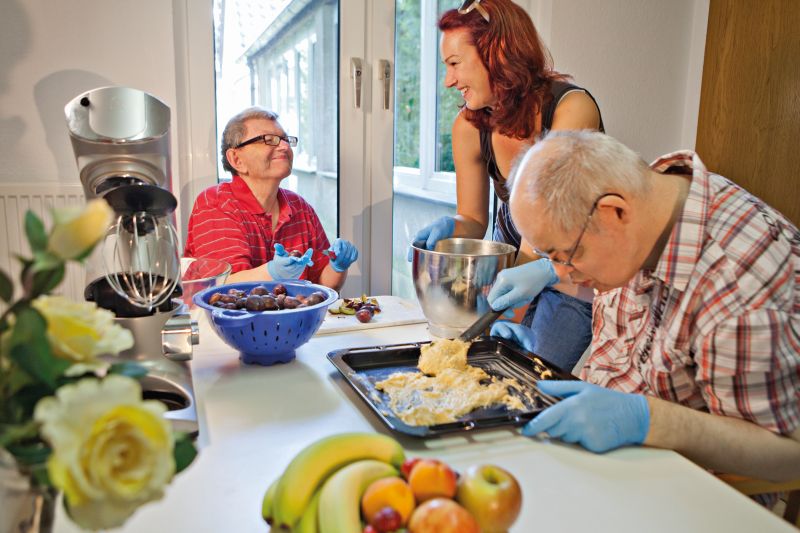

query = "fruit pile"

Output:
[[262, 432, 522, 533], [328, 295, 382, 323], [207, 284, 328, 312]]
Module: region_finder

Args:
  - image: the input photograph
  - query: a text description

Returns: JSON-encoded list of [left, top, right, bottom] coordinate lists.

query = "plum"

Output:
[[356, 308, 374, 323]]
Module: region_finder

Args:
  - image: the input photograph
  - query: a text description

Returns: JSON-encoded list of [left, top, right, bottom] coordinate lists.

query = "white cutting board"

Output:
[[315, 295, 427, 335]]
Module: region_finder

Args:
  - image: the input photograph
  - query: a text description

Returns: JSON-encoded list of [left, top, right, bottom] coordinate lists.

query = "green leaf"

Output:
[[0, 268, 12, 303], [24, 210, 48, 253], [5, 381, 53, 421], [0, 421, 39, 447], [108, 361, 148, 379], [8, 307, 69, 390], [7, 438, 51, 468], [29, 263, 65, 298], [173, 433, 198, 473], [31, 251, 63, 273]]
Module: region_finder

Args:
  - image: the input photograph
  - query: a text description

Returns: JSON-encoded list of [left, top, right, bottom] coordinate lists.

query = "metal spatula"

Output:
[[458, 308, 507, 342]]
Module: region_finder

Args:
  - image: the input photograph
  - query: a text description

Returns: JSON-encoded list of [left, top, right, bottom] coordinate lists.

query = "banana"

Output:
[[295, 488, 321, 533], [318, 459, 398, 533], [271, 432, 405, 529], [261, 475, 280, 525]]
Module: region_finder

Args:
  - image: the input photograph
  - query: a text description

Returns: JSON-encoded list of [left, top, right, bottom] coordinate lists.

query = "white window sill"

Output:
[[393, 182, 456, 207]]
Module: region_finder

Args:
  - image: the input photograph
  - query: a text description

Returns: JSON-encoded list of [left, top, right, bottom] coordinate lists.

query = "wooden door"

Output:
[[696, 0, 800, 225]]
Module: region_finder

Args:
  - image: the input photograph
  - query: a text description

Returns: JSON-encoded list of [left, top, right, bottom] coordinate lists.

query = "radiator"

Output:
[[0, 183, 86, 303]]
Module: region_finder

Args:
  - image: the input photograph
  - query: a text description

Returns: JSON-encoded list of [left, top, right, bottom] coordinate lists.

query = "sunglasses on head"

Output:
[[458, 0, 490, 22]]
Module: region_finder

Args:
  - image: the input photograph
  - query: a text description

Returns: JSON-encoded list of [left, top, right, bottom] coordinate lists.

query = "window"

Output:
[[214, 0, 339, 240], [391, 0, 492, 300]]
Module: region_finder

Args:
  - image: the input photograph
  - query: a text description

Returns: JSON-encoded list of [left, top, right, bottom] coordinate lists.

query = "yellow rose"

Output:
[[32, 295, 134, 367], [34, 376, 175, 530], [48, 198, 113, 260]]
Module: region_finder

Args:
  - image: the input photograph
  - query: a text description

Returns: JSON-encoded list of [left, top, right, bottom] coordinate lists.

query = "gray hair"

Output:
[[220, 107, 280, 174], [509, 131, 652, 232]]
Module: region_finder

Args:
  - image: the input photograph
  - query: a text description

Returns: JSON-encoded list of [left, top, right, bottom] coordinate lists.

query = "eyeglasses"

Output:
[[235, 133, 298, 149], [533, 193, 623, 267], [458, 0, 490, 22]]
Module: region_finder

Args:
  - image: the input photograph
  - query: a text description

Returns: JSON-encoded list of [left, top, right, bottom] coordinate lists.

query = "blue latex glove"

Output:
[[267, 243, 314, 279], [487, 259, 559, 313], [407, 216, 456, 261], [328, 238, 358, 272], [475, 256, 499, 287], [490, 321, 536, 353], [523, 380, 650, 453]]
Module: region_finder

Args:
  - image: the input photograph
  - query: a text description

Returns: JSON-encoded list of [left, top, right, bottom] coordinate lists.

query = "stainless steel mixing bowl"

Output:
[[411, 238, 517, 338]]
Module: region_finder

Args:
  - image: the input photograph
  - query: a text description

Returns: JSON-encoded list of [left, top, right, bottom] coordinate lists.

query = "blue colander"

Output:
[[193, 280, 338, 365]]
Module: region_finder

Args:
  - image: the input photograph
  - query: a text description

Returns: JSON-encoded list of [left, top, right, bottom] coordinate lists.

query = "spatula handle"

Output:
[[458, 308, 506, 342]]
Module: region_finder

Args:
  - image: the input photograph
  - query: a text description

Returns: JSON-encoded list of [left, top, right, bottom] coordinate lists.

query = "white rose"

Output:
[[48, 198, 113, 260], [34, 376, 175, 530], [32, 296, 134, 367]]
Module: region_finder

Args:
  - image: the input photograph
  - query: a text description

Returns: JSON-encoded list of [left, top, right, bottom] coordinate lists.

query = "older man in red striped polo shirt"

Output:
[[184, 108, 357, 290], [487, 131, 800, 493]]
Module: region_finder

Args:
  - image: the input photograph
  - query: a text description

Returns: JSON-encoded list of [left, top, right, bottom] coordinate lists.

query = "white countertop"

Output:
[[56, 299, 794, 532]]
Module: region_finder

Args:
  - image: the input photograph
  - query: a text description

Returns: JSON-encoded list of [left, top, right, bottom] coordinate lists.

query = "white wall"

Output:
[[0, 0, 181, 185], [531, 0, 709, 162]]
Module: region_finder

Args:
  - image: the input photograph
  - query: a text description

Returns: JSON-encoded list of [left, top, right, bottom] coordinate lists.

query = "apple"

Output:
[[455, 464, 522, 533], [408, 498, 480, 533]]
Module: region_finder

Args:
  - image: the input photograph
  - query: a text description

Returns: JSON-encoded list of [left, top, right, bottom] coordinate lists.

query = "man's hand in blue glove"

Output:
[[487, 259, 559, 313], [327, 238, 358, 272], [407, 216, 456, 261], [490, 321, 536, 353], [267, 243, 314, 280], [523, 380, 650, 453]]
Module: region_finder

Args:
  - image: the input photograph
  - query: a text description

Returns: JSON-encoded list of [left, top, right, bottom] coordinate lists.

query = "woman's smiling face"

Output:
[[440, 28, 494, 110]]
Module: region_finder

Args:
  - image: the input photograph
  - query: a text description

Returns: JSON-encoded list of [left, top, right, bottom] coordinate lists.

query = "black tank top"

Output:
[[479, 80, 605, 204]]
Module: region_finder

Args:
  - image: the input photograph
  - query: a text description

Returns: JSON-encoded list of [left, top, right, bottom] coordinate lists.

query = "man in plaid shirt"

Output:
[[488, 131, 799, 485], [184, 108, 358, 289]]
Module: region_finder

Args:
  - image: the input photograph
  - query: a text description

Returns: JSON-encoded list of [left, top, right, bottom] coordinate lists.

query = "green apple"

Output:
[[455, 464, 522, 533]]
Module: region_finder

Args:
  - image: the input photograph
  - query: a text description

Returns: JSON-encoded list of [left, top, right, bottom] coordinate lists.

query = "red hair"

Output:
[[438, 0, 569, 139]]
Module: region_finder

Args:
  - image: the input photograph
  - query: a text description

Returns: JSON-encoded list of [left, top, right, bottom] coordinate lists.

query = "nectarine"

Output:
[[407, 459, 457, 502], [361, 476, 415, 525]]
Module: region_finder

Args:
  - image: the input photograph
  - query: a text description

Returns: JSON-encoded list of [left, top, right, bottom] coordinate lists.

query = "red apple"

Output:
[[455, 464, 522, 533], [408, 498, 480, 533]]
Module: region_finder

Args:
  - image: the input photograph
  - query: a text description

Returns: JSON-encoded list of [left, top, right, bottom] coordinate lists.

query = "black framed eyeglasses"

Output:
[[235, 133, 298, 149], [458, 0, 490, 22], [533, 193, 623, 268]]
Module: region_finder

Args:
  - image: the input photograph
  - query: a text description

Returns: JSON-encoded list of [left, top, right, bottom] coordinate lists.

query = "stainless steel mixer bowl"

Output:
[[411, 238, 517, 338]]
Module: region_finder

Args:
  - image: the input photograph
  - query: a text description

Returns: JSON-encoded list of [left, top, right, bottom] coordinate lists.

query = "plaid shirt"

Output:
[[183, 176, 330, 282], [582, 151, 800, 435]]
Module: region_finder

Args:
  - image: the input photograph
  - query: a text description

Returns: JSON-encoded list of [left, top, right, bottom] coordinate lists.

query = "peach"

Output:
[[408, 498, 481, 533], [361, 476, 416, 525], [401, 457, 422, 480], [407, 459, 458, 502]]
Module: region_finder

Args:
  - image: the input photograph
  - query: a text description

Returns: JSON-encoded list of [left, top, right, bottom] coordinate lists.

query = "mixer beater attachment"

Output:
[[101, 184, 181, 311]]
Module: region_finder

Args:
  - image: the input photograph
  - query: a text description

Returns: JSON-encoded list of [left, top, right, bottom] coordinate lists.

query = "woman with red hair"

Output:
[[411, 0, 604, 371]]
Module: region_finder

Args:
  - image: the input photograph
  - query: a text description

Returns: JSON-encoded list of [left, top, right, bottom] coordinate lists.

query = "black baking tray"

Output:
[[327, 337, 575, 438]]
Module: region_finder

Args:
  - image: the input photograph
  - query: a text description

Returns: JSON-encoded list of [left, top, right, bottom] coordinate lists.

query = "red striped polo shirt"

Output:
[[183, 176, 330, 282], [583, 151, 800, 436]]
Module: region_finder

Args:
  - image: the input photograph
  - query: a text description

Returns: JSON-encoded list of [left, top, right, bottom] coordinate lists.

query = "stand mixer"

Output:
[[65, 86, 199, 436]]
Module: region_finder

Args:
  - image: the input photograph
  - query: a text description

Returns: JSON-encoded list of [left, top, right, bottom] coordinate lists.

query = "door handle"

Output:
[[377, 59, 391, 110], [350, 57, 363, 109]]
